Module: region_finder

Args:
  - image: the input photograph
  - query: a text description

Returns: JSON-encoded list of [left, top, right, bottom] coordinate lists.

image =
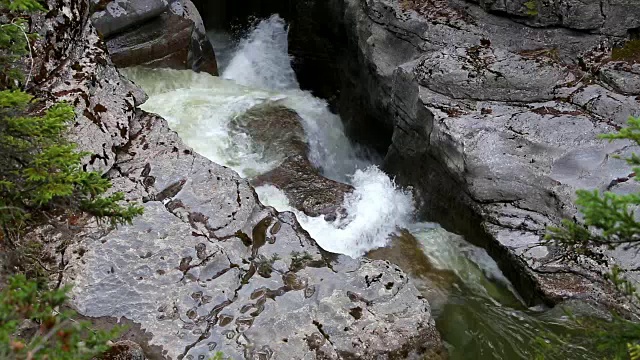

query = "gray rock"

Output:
[[30, 0, 143, 173], [90, 0, 218, 75], [68, 113, 444, 359], [467, 0, 640, 36], [415, 46, 574, 102], [232, 103, 309, 161], [570, 84, 640, 126], [335, 0, 640, 309], [106, 12, 193, 69], [91, 0, 170, 38], [233, 103, 354, 218], [170, 0, 218, 75], [253, 154, 354, 218], [600, 62, 640, 95]]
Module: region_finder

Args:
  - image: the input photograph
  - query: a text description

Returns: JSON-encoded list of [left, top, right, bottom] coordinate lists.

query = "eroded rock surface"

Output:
[[334, 0, 640, 307], [30, 1, 443, 359], [91, 0, 218, 75]]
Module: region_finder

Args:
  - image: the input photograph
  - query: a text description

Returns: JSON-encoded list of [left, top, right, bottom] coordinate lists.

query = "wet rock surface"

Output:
[[233, 103, 309, 160], [367, 230, 458, 309], [235, 103, 354, 218], [91, 0, 218, 75], [69, 111, 442, 359], [30, 1, 444, 359], [332, 0, 640, 307]]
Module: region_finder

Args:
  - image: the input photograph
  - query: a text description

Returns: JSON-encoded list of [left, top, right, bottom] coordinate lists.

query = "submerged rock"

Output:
[[253, 154, 354, 218], [232, 103, 309, 160], [29, 1, 444, 358], [234, 103, 354, 218], [367, 230, 457, 308]]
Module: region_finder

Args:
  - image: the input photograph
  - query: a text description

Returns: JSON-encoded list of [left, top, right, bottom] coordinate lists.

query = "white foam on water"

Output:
[[125, 16, 517, 285], [223, 15, 300, 91], [408, 223, 523, 304], [256, 166, 415, 257], [123, 14, 599, 360]]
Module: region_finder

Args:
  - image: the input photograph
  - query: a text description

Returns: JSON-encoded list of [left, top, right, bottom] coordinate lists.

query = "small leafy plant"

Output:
[[523, 0, 538, 16]]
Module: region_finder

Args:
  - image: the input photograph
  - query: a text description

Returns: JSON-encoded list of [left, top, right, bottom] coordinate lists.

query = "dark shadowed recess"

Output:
[[191, 0, 394, 156]]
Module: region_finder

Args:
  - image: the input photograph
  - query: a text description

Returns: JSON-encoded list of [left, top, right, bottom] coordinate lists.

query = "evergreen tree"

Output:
[[0, 0, 143, 248], [0, 1, 141, 358]]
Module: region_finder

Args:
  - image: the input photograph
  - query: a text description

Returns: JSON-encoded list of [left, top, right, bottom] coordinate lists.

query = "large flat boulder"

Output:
[[91, 0, 170, 38], [106, 12, 193, 69]]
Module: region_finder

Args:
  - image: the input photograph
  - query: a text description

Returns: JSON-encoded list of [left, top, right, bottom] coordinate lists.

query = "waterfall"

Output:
[[223, 15, 300, 91]]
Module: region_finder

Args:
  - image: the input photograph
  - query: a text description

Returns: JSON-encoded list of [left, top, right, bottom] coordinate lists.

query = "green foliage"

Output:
[[544, 116, 640, 359], [0, 2, 135, 359], [255, 254, 281, 278], [612, 40, 640, 63], [0, 90, 143, 244], [0, 275, 120, 359], [0, 0, 45, 86], [523, 0, 538, 16], [209, 352, 225, 360], [290, 251, 314, 272], [0, 0, 45, 12], [0, 0, 142, 243]]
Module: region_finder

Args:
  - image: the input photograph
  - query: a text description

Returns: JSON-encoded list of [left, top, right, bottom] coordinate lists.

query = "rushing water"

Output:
[[123, 15, 596, 360]]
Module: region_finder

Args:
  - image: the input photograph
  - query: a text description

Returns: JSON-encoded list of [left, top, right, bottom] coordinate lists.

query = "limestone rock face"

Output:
[[600, 62, 640, 95], [30, 1, 444, 359], [90, 0, 218, 75], [334, 0, 640, 306], [465, 0, 640, 36]]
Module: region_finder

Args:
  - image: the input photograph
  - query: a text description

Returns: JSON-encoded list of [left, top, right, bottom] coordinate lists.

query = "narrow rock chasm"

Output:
[[192, 0, 541, 305], [56, 0, 640, 358], [193, 0, 395, 156], [192, 0, 640, 313]]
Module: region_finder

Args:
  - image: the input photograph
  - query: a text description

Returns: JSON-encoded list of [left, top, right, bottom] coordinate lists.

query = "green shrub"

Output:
[[523, 0, 538, 16], [0, 2, 142, 359], [0, 274, 120, 360]]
